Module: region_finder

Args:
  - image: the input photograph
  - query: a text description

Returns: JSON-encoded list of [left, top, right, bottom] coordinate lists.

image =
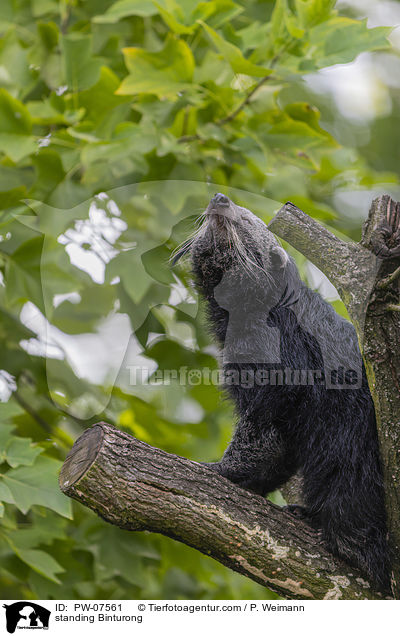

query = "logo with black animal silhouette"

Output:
[[3, 602, 50, 633]]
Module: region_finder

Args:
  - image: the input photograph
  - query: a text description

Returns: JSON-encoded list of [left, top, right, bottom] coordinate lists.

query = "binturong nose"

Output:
[[210, 193, 230, 207]]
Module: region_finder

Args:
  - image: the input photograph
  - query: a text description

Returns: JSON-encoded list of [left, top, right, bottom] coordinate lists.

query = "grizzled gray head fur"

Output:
[[173, 194, 300, 364], [188, 193, 293, 296]]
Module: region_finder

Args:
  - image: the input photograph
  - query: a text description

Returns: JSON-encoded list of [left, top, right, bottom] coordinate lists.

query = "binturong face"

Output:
[[172, 195, 302, 363], [173, 193, 293, 301], [177, 194, 301, 363]]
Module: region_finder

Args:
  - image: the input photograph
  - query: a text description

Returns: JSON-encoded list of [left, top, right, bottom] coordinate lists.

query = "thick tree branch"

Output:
[[269, 196, 400, 597], [60, 422, 386, 600], [268, 202, 379, 331]]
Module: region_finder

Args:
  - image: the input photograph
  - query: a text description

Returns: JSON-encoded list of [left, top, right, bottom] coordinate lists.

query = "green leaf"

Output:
[[40, 235, 89, 310], [0, 133, 37, 162], [81, 123, 156, 167], [32, 0, 58, 18], [78, 66, 131, 125], [254, 106, 337, 154], [11, 546, 64, 583], [3, 236, 45, 312], [0, 89, 32, 134], [117, 36, 195, 97], [0, 401, 24, 420], [37, 21, 59, 50], [0, 480, 15, 505], [285, 13, 305, 39], [270, 0, 305, 44], [61, 34, 102, 92], [154, 3, 195, 35], [0, 186, 27, 210], [284, 102, 331, 137], [1, 455, 73, 517], [107, 249, 154, 304], [0, 30, 32, 94], [0, 165, 34, 190], [32, 149, 66, 199], [169, 107, 198, 138], [52, 284, 116, 334], [0, 422, 15, 450], [11, 510, 67, 548], [80, 123, 157, 184], [270, 0, 287, 46], [0, 0, 13, 22], [0, 417, 45, 470], [199, 21, 272, 77], [4, 437, 43, 468], [95, 526, 146, 586], [0, 88, 33, 160], [93, 0, 158, 22], [194, 0, 243, 28], [0, 166, 34, 210], [306, 18, 391, 69], [27, 100, 70, 126], [295, 0, 336, 27]]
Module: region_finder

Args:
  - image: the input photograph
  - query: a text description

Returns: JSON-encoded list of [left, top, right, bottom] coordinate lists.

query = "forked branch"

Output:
[[60, 422, 385, 600]]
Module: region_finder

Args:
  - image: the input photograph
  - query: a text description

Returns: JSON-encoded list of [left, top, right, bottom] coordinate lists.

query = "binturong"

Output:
[[173, 193, 390, 593]]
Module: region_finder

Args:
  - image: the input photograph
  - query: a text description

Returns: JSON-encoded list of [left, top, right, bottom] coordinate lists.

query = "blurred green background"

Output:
[[0, 0, 399, 600]]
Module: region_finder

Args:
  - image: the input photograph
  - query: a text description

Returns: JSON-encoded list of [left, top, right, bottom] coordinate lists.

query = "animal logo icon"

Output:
[[3, 602, 50, 634]]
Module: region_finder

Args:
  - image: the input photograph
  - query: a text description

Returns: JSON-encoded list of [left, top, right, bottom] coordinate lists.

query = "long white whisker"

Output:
[[170, 212, 208, 264], [227, 223, 272, 284], [194, 212, 207, 227]]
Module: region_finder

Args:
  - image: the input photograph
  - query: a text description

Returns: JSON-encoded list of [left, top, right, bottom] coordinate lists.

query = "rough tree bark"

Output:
[[269, 194, 400, 597], [59, 422, 384, 600], [60, 195, 400, 600]]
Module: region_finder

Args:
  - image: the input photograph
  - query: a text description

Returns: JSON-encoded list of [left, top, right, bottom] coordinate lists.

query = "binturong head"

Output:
[[173, 194, 296, 305], [172, 195, 303, 362]]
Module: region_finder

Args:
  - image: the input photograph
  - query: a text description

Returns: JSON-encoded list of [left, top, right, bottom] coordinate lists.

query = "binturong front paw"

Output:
[[283, 504, 323, 533], [283, 504, 310, 519]]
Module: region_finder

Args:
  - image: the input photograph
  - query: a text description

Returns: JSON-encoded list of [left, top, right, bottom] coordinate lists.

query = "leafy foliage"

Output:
[[0, 0, 397, 600]]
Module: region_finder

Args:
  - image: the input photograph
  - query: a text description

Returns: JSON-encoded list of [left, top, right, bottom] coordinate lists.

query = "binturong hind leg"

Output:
[[203, 419, 297, 496], [302, 459, 391, 592], [319, 507, 390, 592]]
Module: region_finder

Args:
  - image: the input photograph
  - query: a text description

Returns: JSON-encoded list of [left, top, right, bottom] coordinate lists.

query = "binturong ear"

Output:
[[270, 246, 288, 269]]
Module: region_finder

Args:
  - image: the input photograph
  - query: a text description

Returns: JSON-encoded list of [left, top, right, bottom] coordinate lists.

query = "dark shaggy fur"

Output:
[[179, 193, 390, 592]]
